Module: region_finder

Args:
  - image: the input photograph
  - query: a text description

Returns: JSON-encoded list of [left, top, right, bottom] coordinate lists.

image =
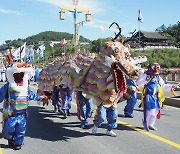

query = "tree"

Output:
[[155, 24, 167, 33], [5, 40, 11, 45], [156, 22, 180, 47]]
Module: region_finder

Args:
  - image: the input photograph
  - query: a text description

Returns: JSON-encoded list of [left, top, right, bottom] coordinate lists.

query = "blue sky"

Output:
[[0, 0, 180, 45]]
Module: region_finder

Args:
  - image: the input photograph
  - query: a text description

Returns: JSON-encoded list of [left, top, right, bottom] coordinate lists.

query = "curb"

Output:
[[137, 92, 180, 108], [163, 97, 180, 108]]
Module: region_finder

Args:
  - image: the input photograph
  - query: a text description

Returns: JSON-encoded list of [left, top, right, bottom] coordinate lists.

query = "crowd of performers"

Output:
[[44, 62, 178, 136], [52, 85, 72, 118], [42, 86, 93, 128], [0, 60, 177, 150], [38, 62, 175, 137]]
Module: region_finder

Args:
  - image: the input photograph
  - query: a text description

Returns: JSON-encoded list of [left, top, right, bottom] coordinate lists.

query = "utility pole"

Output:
[[59, 0, 91, 53]]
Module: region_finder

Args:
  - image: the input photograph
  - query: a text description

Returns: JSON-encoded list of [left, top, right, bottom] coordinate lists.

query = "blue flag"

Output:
[[26, 48, 34, 64], [37, 45, 45, 60], [138, 9, 144, 23]]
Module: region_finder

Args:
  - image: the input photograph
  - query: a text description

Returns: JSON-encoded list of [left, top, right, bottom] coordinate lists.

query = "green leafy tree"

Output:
[[155, 24, 167, 33], [159, 22, 180, 47]]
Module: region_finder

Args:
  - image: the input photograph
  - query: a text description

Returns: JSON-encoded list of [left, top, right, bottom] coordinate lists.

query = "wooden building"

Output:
[[129, 31, 173, 49]]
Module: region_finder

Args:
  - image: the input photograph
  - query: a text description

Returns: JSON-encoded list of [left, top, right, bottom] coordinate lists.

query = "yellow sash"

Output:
[[141, 84, 165, 109]]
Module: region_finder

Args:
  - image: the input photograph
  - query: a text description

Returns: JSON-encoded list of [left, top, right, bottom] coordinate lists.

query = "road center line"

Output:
[[72, 101, 180, 149], [31, 86, 180, 149], [117, 120, 180, 149]]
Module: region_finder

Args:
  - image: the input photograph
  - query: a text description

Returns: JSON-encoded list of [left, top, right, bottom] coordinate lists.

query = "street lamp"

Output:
[[59, 0, 91, 53], [59, 10, 65, 20]]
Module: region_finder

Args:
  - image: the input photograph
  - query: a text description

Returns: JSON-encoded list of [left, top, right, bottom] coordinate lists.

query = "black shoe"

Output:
[[13, 145, 21, 150], [63, 113, 67, 119], [125, 115, 134, 118], [81, 124, 89, 129], [81, 124, 85, 129], [53, 108, 57, 113], [67, 112, 71, 116], [58, 109, 63, 115], [8, 140, 14, 148]]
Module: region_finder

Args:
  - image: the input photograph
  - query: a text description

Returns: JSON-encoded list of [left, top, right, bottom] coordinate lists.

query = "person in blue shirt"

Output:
[[124, 78, 139, 118], [141, 63, 165, 131], [77, 91, 92, 129], [59, 85, 72, 118], [33, 67, 40, 85], [52, 86, 61, 113]]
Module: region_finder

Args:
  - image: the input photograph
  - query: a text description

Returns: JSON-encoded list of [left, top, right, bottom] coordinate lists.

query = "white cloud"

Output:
[[37, 0, 104, 14], [0, 8, 20, 15]]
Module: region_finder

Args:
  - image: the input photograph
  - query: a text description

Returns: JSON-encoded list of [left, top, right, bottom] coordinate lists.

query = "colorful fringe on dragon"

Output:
[[37, 23, 147, 136]]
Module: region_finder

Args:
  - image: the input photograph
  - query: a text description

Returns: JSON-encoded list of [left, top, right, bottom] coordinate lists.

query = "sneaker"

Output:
[[92, 125, 97, 134], [106, 130, 117, 137], [13, 145, 21, 150], [149, 126, 158, 131]]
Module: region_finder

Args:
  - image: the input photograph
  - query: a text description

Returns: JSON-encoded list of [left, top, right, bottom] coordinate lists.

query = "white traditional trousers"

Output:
[[146, 108, 159, 127]]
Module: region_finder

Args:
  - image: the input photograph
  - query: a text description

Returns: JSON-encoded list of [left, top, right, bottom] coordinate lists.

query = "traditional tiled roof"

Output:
[[140, 31, 169, 40]]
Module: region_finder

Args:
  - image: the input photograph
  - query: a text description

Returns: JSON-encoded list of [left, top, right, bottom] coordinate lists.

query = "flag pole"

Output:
[[138, 21, 141, 48], [138, 9, 143, 49]]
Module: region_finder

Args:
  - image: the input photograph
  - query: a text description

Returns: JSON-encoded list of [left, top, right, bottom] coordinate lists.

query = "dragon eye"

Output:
[[151, 65, 155, 70], [157, 65, 160, 69], [114, 48, 119, 53]]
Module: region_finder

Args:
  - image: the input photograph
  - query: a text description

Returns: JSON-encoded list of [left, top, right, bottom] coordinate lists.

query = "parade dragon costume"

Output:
[[38, 23, 147, 136], [0, 62, 43, 150]]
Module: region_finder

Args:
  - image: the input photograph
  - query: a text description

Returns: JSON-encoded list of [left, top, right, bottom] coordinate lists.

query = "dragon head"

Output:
[[77, 39, 147, 107], [6, 63, 33, 92], [102, 40, 145, 79]]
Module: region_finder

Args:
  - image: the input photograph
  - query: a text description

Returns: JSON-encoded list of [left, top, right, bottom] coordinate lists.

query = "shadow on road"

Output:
[[0, 143, 10, 149], [26, 106, 91, 142]]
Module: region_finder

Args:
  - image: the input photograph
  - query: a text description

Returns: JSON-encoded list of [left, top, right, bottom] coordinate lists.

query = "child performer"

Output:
[[0, 63, 47, 150]]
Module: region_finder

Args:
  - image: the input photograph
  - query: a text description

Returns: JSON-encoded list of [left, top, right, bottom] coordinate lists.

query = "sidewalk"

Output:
[[166, 81, 180, 85]]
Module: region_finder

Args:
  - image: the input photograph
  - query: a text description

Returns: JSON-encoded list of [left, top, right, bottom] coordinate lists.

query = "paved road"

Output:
[[0, 83, 180, 154]]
